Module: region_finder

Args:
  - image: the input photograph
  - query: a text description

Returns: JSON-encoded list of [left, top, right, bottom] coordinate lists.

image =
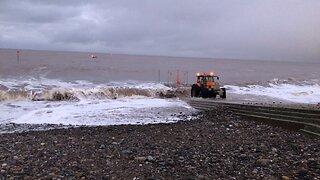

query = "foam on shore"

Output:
[[226, 82, 320, 104], [0, 77, 193, 127]]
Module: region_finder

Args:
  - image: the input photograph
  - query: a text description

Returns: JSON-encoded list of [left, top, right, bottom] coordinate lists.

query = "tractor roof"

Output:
[[196, 72, 217, 77]]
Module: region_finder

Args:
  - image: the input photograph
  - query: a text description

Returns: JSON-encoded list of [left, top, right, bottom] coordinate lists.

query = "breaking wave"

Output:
[[226, 79, 320, 104], [0, 90, 30, 101], [0, 78, 189, 102], [0, 77, 194, 128]]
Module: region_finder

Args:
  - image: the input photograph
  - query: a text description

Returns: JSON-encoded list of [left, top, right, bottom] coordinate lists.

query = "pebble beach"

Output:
[[0, 106, 319, 179]]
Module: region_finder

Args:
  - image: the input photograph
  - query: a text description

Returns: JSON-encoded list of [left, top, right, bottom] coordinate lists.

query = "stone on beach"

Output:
[[0, 106, 319, 179]]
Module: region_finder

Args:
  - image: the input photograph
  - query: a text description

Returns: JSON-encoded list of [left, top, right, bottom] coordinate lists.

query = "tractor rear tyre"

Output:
[[220, 88, 226, 99], [201, 87, 209, 98], [191, 84, 200, 97]]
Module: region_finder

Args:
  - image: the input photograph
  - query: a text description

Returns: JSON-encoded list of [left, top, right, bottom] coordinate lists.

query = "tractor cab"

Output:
[[196, 74, 219, 84]]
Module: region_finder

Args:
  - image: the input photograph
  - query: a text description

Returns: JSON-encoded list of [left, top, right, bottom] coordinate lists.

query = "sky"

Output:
[[0, 0, 320, 62]]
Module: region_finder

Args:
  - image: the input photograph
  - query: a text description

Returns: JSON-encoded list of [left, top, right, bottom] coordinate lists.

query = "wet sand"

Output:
[[0, 106, 319, 179]]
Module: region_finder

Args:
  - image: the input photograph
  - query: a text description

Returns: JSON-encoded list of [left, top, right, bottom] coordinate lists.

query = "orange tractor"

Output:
[[191, 72, 226, 98]]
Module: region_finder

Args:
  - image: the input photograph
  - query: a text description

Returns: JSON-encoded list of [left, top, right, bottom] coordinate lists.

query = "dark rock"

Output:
[[296, 168, 308, 177], [121, 150, 133, 155]]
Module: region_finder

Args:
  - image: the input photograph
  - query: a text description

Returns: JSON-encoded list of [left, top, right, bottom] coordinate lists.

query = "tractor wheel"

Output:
[[191, 84, 200, 97], [201, 87, 208, 98], [220, 88, 226, 99]]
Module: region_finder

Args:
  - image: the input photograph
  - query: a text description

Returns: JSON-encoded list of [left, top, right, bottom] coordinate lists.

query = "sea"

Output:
[[1, 48, 320, 133]]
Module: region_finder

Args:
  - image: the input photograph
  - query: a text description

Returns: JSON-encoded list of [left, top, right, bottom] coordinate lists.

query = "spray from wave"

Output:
[[0, 77, 194, 130], [0, 77, 189, 102], [226, 78, 320, 104]]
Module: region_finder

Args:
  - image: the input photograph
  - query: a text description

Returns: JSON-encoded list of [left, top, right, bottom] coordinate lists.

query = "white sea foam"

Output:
[[0, 77, 175, 101], [7, 98, 192, 126], [226, 82, 320, 104], [0, 77, 194, 127]]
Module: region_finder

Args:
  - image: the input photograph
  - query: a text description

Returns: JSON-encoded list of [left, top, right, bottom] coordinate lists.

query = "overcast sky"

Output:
[[0, 0, 319, 62]]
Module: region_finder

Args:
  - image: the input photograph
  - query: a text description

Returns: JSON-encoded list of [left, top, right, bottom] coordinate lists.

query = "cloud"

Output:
[[0, 0, 319, 62]]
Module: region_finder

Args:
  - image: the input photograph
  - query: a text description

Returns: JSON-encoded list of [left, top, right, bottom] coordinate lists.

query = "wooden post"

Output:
[[158, 69, 160, 83], [186, 71, 188, 85], [183, 71, 188, 85], [17, 50, 20, 63]]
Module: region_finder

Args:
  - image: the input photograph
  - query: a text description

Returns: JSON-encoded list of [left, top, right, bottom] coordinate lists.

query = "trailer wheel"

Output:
[[220, 88, 226, 99]]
